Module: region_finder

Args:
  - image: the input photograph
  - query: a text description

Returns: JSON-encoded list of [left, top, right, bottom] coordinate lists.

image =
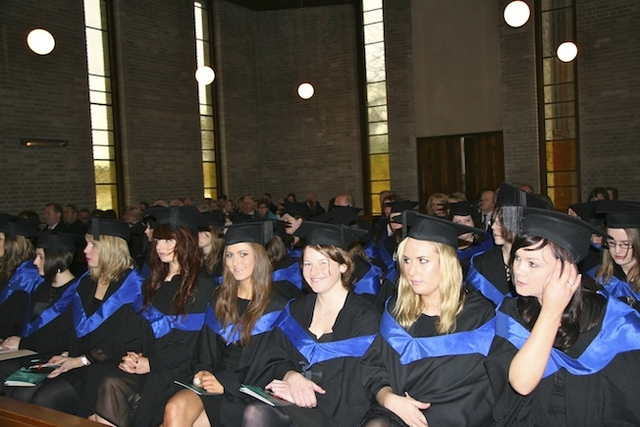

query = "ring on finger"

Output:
[[567, 280, 574, 286]]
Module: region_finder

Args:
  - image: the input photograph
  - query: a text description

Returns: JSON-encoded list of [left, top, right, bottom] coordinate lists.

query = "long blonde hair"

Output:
[[596, 227, 640, 292], [0, 234, 35, 282], [86, 234, 134, 284], [393, 238, 464, 334]]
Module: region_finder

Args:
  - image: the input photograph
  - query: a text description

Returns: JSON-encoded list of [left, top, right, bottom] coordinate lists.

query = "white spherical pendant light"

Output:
[[195, 66, 215, 85], [27, 28, 55, 55], [556, 41, 578, 62], [297, 82, 314, 100], [503, 1, 530, 28]]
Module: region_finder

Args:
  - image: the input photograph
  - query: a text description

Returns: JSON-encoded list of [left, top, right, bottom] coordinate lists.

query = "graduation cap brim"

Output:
[[393, 211, 483, 249], [282, 202, 312, 220], [88, 218, 131, 242], [145, 206, 203, 234], [200, 212, 226, 229], [0, 215, 38, 240], [568, 201, 605, 227], [496, 183, 548, 209], [294, 221, 367, 249], [448, 202, 475, 217], [387, 200, 419, 214], [224, 221, 274, 246], [36, 232, 76, 253], [521, 207, 608, 262], [596, 200, 640, 229], [311, 206, 361, 226]]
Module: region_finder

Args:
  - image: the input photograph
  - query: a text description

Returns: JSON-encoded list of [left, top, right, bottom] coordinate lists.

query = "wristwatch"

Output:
[[80, 355, 90, 366]]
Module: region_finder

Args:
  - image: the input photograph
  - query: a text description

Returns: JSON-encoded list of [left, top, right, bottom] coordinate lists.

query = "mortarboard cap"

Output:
[[394, 211, 483, 250], [596, 200, 640, 229], [282, 202, 311, 220], [146, 206, 202, 234], [36, 232, 76, 253], [200, 212, 226, 230], [521, 207, 607, 262], [88, 218, 131, 242], [0, 215, 38, 240], [496, 183, 550, 235], [312, 206, 361, 226], [568, 201, 605, 228], [387, 200, 419, 214], [448, 202, 474, 217], [294, 221, 366, 249], [225, 221, 274, 246]]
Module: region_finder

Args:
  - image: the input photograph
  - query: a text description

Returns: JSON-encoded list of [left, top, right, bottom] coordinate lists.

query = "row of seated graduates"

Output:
[[1, 188, 640, 425]]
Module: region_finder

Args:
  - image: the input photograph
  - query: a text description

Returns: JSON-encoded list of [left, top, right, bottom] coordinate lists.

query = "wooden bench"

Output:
[[0, 396, 99, 426]]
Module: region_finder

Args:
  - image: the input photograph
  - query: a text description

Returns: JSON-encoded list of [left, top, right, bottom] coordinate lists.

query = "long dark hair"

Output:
[[511, 235, 605, 351], [43, 248, 74, 282], [144, 223, 201, 316]]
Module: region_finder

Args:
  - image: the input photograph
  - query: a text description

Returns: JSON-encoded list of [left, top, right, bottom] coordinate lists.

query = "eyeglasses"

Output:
[[604, 239, 633, 251]]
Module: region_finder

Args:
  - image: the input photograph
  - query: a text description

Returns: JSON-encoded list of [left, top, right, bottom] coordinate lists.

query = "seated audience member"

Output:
[[375, 201, 418, 284], [476, 189, 496, 231], [243, 221, 380, 427], [0, 215, 43, 339], [588, 187, 610, 202], [606, 186, 619, 200], [280, 202, 312, 257], [306, 193, 326, 219], [464, 183, 548, 306], [360, 212, 496, 427], [42, 203, 66, 232], [486, 208, 640, 425], [162, 221, 288, 427], [199, 211, 226, 278], [63, 204, 88, 236], [426, 192, 448, 217], [591, 201, 640, 310], [253, 199, 278, 220], [89, 207, 214, 426], [448, 201, 494, 262], [265, 220, 305, 300], [25, 219, 149, 417]]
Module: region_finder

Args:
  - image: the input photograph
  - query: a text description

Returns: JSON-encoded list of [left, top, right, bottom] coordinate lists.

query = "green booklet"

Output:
[[173, 380, 217, 396], [239, 384, 293, 406], [4, 366, 55, 387]]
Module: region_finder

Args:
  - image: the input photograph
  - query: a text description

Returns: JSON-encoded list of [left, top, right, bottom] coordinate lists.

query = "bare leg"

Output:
[[88, 413, 116, 426], [164, 389, 207, 427]]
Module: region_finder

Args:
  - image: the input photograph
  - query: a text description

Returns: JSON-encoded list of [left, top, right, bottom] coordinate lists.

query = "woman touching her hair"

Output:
[[486, 208, 640, 425]]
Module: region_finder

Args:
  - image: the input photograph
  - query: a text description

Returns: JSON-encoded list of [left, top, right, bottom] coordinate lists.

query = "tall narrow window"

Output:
[[363, 0, 390, 215], [194, 1, 218, 199], [84, 0, 119, 210], [537, 0, 579, 210]]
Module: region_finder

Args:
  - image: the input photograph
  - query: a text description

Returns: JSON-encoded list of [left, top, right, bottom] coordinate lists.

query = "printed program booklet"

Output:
[[173, 380, 217, 396], [239, 384, 293, 406], [4, 365, 56, 387]]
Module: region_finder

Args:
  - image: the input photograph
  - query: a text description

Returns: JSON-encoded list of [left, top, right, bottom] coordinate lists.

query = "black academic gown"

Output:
[[246, 292, 380, 427], [196, 289, 289, 427], [272, 256, 305, 300], [361, 291, 496, 427], [31, 269, 151, 416], [486, 297, 640, 426], [0, 261, 44, 339], [91, 271, 215, 427]]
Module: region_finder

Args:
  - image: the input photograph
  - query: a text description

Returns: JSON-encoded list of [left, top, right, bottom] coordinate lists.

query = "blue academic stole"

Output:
[[0, 261, 44, 307], [287, 248, 302, 259], [272, 262, 304, 290], [588, 265, 640, 301], [204, 304, 281, 345], [363, 239, 379, 260], [354, 263, 382, 296], [22, 274, 84, 337], [457, 234, 494, 262], [273, 303, 376, 367], [135, 299, 206, 339], [380, 304, 496, 365], [72, 270, 144, 338], [466, 253, 511, 307], [495, 298, 640, 377], [377, 235, 395, 272]]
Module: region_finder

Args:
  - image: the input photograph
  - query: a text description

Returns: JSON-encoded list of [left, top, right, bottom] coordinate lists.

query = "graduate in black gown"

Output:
[[464, 183, 548, 306], [163, 221, 288, 427], [0, 215, 43, 339], [89, 206, 215, 426], [26, 218, 150, 417], [448, 201, 494, 262], [590, 200, 640, 309], [486, 208, 640, 425], [361, 212, 496, 427], [243, 221, 380, 427], [198, 211, 226, 279]]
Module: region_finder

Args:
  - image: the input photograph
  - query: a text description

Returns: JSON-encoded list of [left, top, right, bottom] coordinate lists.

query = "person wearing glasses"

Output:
[[591, 201, 640, 310]]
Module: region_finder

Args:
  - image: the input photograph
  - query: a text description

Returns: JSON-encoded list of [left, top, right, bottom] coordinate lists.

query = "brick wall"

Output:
[[0, 1, 94, 215], [576, 0, 640, 200]]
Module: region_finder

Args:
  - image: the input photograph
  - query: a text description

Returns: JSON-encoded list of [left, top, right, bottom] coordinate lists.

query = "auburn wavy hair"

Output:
[[0, 234, 35, 282]]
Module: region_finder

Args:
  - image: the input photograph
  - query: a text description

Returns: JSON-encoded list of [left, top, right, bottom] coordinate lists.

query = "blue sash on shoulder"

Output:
[[380, 304, 496, 365], [72, 270, 144, 338], [273, 303, 376, 367], [495, 298, 640, 377], [588, 265, 640, 301], [457, 235, 494, 262], [0, 261, 44, 307], [354, 263, 382, 296], [466, 254, 511, 307], [22, 274, 84, 337], [287, 248, 302, 259], [135, 299, 206, 339], [363, 239, 379, 260], [204, 304, 281, 345], [272, 262, 303, 290]]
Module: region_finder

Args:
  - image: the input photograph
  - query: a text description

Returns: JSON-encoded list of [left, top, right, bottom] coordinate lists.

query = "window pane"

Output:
[[363, 9, 383, 25], [371, 180, 391, 196], [545, 139, 577, 170], [90, 104, 113, 130], [88, 75, 110, 92], [364, 22, 384, 44], [368, 122, 388, 136], [92, 130, 114, 145], [95, 184, 118, 211], [93, 145, 114, 160], [362, 0, 382, 12], [200, 117, 214, 131], [368, 105, 387, 122], [370, 154, 390, 180], [542, 57, 574, 84], [199, 104, 213, 115], [204, 188, 216, 199], [365, 43, 386, 82], [203, 163, 217, 188], [547, 171, 578, 187], [547, 186, 578, 211], [86, 28, 109, 76], [90, 89, 110, 104], [84, 0, 106, 29], [544, 117, 575, 140], [544, 83, 574, 103], [94, 160, 117, 184], [544, 101, 574, 119], [366, 82, 387, 106], [369, 134, 388, 154]]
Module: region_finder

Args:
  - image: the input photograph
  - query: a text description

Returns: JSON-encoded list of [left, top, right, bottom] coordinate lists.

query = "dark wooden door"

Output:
[[464, 132, 505, 202]]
